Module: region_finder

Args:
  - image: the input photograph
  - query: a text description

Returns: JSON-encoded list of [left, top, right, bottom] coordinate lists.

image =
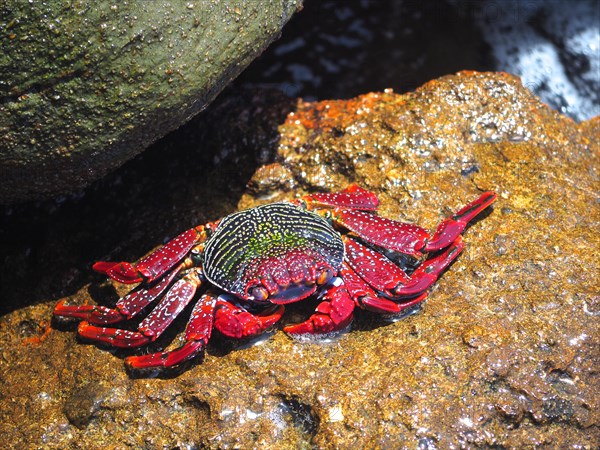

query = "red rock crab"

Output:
[[54, 185, 496, 371]]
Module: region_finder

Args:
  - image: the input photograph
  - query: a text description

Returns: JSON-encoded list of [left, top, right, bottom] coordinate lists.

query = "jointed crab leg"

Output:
[[125, 295, 286, 369], [393, 238, 463, 296], [340, 263, 427, 314], [344, 236, 464, 298], [54, 264, 183, 325], [425, 191, 497, 252], [78, 269, 203, 348], [297, 184, 380, 211], [93, 224, 212, 284], [125, 291, 219, 370], [332, 209, 429, 256], [331, 191, 497, 256], [359, 291, 427, 315], [343, 237, 411, 292]]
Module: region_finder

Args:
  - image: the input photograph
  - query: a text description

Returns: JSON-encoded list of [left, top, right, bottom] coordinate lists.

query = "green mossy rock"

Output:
[[0, 0, 301, 203]]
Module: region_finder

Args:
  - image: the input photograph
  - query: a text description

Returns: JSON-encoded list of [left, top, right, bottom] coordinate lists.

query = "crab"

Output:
[[54, 185, 496, 371]]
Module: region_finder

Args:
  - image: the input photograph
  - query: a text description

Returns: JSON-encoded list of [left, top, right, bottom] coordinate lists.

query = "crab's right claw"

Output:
[[214, 302, 285, 339]]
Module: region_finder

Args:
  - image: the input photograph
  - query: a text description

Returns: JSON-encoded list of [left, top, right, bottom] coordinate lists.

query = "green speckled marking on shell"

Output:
[[202, 202, 344, 296]]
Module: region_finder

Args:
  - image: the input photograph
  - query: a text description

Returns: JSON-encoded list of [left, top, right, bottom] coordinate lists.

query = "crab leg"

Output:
[[284, 279, 355, 334], [425, 191, 497, 252], [343, 236, 411, 293], [78, 269, 202, 348], [214, 301, 285, 339], [54, 264, 182, 325], [126, 298, 285, 369], [331, 191, 496, 256], [340, 263, 427, 314], [344, 236, 464, 298], [125, 291, 219, 370], [93, 224, 212, 284], [332, 209, 429, 256], [296, 184, 379, 211], [361, 292, 427, 314], [393, 237, 463, 296]]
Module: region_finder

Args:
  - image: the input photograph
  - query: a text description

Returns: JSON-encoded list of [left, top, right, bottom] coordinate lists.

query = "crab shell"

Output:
[[202, 202, 344, 304]]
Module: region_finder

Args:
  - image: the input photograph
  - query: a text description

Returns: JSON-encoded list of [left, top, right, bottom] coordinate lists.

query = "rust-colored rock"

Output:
[[0, 72, 598, 448]]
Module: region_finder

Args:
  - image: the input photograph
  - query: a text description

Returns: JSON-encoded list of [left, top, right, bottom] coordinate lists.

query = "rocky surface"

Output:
[[238, 0, 599, 122], [462, 0, 600, 122], [0, 72, 598, 448], [0, 0, 301, 203]]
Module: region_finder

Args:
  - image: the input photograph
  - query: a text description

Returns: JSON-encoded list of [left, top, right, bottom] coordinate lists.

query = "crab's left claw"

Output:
[[284, 281, 355, 335]]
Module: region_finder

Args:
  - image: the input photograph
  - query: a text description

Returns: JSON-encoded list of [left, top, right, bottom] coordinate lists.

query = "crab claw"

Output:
[[215, 302, 285, 339], [284, 281, 355, 335], [92, 261, 144, 284]]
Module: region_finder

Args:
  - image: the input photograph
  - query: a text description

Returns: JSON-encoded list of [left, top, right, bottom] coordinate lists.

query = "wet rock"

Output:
[[0, 72, 598, 448], [246, 162, 296, 197], [0, 0, 302, 203], [63, 382, 112, 429], [462, 0, 600, 122], [238, 0, 599, 123]]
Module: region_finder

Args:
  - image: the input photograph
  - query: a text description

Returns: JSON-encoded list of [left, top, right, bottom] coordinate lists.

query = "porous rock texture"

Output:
[[0, 0, 301, 203], [0, 72, 597, 448]]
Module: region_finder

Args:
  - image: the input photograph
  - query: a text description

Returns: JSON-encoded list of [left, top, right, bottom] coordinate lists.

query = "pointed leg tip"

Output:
[[53, 298, 68, 313], [92, 261, 119, 275], [92, 261, 143, 284], [453, 235, 464, 249], [283, 322, 314, 335], [284, 312, 353, 336], [480, 191, 498, 205], [77, 321, 91, 334], [124, 354, 162, 371], [124, 340, 206, 370], [285, 320, 353, 342], [52, 300, 80, 324], [53, 300, 88, 322]]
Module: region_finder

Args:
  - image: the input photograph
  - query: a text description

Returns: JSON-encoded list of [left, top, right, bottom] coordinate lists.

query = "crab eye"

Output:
[[316, 267, 334, 285], [249, 285, 269, 301]]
